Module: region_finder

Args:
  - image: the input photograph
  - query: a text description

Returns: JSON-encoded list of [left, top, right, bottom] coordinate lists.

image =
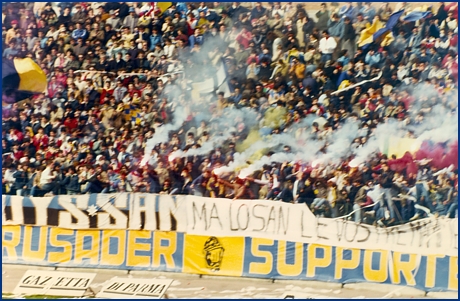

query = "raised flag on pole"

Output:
[[358, 9, 405, 48]]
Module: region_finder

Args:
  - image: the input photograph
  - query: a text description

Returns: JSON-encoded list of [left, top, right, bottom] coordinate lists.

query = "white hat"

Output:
[[96, 155, 104, 161], [19, 157, 28, 164], [327, 177, 337, 183]]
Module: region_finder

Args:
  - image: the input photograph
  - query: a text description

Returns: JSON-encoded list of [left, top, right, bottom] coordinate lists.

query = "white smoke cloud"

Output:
[[138, 27, 459, 176]]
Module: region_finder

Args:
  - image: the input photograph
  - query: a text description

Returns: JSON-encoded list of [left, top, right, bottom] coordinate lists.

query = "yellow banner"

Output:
[[183, 235, 245, 276]]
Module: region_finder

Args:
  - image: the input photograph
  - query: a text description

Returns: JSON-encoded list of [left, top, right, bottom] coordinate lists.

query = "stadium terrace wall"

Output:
[[2, 194, 458, 292]]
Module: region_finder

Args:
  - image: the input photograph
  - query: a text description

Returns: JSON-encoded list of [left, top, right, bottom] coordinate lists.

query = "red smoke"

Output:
[[386, 140, 458, 176], [415, 140, 458, 169]]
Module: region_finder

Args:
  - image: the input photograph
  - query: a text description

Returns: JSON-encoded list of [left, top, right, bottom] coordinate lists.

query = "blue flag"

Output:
[[403, 11, 432, 22], [362, 9, 405, 49], [386, 9, 406, 29]]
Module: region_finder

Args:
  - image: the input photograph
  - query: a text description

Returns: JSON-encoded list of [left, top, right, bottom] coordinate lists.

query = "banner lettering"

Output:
[[2, 194, 457, 256], [2, 225, 457, 292]]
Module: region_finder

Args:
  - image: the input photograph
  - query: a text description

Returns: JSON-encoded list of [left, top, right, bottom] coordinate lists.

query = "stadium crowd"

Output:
[[1, 2, 458, 227]]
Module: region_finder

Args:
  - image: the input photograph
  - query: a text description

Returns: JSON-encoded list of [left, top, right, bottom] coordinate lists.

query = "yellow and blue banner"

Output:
[[2, 226, 184, 272], [2, 225, 457, 292]]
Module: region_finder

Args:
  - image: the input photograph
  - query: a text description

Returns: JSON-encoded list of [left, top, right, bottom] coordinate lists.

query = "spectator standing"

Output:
[[316, 3, 330, 32], [71, 4, 87, 24], [123, 7, 139, 33], [319, 30, 337, 62]]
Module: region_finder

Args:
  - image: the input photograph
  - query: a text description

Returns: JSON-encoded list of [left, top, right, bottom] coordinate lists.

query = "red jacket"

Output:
[[443, 58, 458, 82], [9, 129, 24, 142], [47, 81, 62, 99], [56, 138, 64, 148], [64, 118, 79, 131], [236, 30, 253, 49], [450, 35, 458, 48], [128, 89, 140, 97], [56, 74, 67, 87], [45, 150, 56, 160], [32, 134, 49, 149], [13, 150, 24, 161], [100, 89, 114, 104], [186, 21, 194, 36], [176, 33, 189, 45], [246, 55, 260, 65], [401, 95, 414, 109]]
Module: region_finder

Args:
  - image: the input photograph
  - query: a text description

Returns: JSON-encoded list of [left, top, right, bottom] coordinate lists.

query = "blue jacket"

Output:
[[365, 52, 382, 67], [197, 6, 208, 14], [3, 47, 18, 58], [149, 34, 163, 51], [189, 35, 204, 48], [176, 2, 187, 17], [339, 5, 357, 20], [327, 19, 344, 38], [251, 7, 266, 20], [228, 93, 242, 104], [40, 37, 48, 49], [13, 170, 28, 189], [258, 53, 272, 63], [337, 56, 350, 67], [71, 29, 88, 40], [276, 187, 294, 203], [65, 174, 80, 192], [337, 71, 351, 87], [359, 7, 376, 21], [206, 11, 220, 23]]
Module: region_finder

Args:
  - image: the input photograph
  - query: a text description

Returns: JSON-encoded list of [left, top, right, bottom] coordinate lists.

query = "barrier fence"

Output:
[[2, 194, 458, 292]]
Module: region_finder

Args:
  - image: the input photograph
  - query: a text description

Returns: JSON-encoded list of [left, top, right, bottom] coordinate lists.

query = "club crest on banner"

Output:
[[203, 236, 225, 272]]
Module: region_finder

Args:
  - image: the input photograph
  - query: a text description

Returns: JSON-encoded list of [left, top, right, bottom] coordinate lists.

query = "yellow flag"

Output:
[[381, 31, 394, 47], [338, 80, 350, 90], [357, 19, 385, 47], [12, 58, 47, 93], [156, 2, 172, 14]]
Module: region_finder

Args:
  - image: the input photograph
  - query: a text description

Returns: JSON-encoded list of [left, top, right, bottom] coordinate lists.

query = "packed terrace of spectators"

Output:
[[2, 2, 458, 226]]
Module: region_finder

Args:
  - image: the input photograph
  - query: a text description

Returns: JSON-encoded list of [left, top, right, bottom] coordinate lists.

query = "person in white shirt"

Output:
[[39, 162, 57, 195], [270, 2, 284, 18], [3, 165, 16, 194], [117, 145, 131, 164], [440, 11, 458, 31], [247, 171, 280, 200], [163, 38, 176, 58], [292, 171, 303, 203], [53, 52, 70, 69], [318, 30, 337, 62]]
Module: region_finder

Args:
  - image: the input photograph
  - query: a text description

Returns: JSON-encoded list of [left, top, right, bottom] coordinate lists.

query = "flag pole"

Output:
[[331, 71, 383, 95]]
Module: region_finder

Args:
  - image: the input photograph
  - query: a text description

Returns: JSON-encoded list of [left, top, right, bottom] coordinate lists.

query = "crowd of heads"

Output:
[[2, 2, 458, 226]]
